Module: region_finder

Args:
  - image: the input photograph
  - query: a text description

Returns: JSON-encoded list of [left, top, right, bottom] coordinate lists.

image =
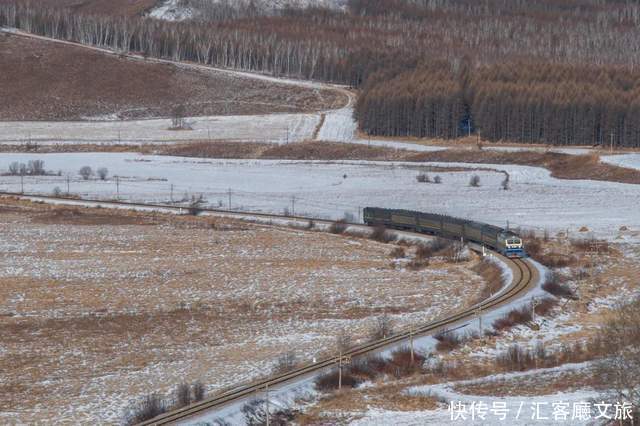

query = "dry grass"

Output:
[[0, 33, 342, 120], [0, 197, 483, 423], [471, 259, 505, 304]]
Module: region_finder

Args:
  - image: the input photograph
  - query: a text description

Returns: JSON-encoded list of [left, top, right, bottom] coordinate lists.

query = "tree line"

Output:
[[3, 0, 640, 145], [358, 62, 640, 147]]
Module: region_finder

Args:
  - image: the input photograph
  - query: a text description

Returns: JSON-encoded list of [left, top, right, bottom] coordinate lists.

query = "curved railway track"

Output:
[[0, 192, 538, 425]]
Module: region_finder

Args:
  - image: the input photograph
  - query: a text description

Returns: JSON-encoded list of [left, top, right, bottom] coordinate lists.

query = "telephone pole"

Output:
[[170, 184, 174, 203], [409, 326, 415, 364], [265, 384, 270, 426], [610, 131, 614, 154], [20, 173, 24, 194], [290, 196, 296, 216], [116, 176, 120, 199], [227, 188, 232, 209], [66, 174, 70, 195]]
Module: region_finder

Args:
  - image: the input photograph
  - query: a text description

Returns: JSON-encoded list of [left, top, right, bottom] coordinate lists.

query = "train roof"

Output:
[[364, 207, 520, 237]]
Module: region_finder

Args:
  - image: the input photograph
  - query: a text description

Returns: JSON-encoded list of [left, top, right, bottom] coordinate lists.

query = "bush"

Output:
[[469, 174, 481, 187], [492, 306, 533, 331], [124, 394, 166, 425], [389, 247, 405, 258], [496, 344, 536, 371], [315, 368, 362, 392], [542, 273, 576, 299], [416, 173, 431, 183], [192, 381, 206, 402], [433, 175, 442, 184], [369, 314, 394, 340], [329, 219, 348, 234], [97, 167, 109, 180], [79, 166, 93, 180], [175, 383, 192, 408], [434, 330, 464, 352], [52, 186, 62, 197], [273, 352, 297, 374], [370, 225, 394, 243]]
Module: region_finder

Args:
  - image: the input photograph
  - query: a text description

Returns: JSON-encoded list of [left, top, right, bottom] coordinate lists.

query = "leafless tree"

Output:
[[79, 166, 93, 180], [469, 175, 481, 187], [27, 159, 45, 175], [594, 298, 640, 417], [97, 167, 109, 180], [370, 313, 394, 340], [174, 383, 192, 408]]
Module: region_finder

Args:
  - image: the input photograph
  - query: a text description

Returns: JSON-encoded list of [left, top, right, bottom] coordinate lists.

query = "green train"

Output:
[[363, 207, 525, 258]]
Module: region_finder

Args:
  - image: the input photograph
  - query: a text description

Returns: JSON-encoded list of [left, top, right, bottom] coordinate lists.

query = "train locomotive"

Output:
[[363, 207, 525, 258]]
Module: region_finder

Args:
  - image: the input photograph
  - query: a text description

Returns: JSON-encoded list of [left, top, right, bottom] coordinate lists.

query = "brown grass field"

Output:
[[0, 33, 343, 121], [0, 197, 485, 424]]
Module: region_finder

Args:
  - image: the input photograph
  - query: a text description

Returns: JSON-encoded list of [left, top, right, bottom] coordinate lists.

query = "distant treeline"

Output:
[[3, 0, 640, 146], [357, 62, 640, 147]]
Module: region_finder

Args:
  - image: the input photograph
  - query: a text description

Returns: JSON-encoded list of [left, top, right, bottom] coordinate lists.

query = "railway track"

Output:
[[0, 192, 538, 425]]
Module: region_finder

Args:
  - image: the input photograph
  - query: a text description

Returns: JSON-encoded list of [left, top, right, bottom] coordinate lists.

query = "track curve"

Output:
[[0, 192, 538, 425]]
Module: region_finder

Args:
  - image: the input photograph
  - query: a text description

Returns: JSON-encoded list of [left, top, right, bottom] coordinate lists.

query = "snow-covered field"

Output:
[[2, 153, 639, 239], [0, 112, 319, 145], [0, 199, 483, 424], [601, 153, 640, 171]]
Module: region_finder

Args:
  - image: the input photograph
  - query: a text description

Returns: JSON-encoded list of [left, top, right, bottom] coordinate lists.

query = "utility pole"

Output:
[[610, 131, 614, 154], [531, 297, 540, 324], [409, 326, 415, 364], [227, 188, 232, 209], [20, 173, 24, 194], [476, 306, 483, 337], [290, 195, 296, 216], [286, 126, 289, 145], [66, 174, 70, 195], [338, 351, 342, 390], [265, 384, 270, 426], [170, 184, 174, 203], [116, 176, 120, 199]]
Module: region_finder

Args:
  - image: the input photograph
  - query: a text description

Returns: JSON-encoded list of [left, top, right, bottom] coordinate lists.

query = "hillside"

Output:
[[0, 32, 342, 121]]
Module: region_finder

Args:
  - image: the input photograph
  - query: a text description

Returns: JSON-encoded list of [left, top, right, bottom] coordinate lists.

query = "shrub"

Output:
[[175, 383, 192, 408], [52, 186, 62, 197], [124, 394, 166, 425], [389, 247, 405, 258], [97, 167, 109, 180], [315, 369, 362, 392], [433, 175, 442, 184], [469, 174, 481, 187], [370, 225, 394, 243], [329, 219, 348, 234], [542, 273, 576, 299], [192, 381, 206, 402], [434, 330, 464, 352], [416, 173, 431, 183], [492, 306, 533, 331], [495, 344, 536, 371], [28, 160, 46, 175], [79, 166, 93, 180], [273, 352, 297, 374], [369, 314, 394, 340]]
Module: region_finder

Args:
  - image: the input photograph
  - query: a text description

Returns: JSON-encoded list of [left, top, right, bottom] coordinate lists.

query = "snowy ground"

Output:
[[149, 0, 348, 22], [0, 200, 485, 424], [0, 112, 319, 145], [601, 153, 640, 171], [2, 153, 639, 239]]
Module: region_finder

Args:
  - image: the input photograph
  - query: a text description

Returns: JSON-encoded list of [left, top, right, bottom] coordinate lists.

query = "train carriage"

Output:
[[363, 207, 524, 258]]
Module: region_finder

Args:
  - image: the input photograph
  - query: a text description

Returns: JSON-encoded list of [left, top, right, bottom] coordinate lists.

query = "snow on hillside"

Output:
[[1, 154, 639, 239], [149, 0, 347, 21]]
